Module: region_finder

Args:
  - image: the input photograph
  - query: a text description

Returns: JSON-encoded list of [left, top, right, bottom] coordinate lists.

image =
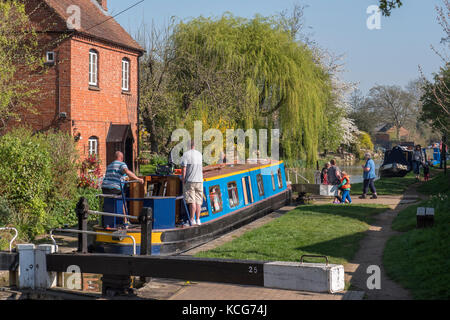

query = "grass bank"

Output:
[[384, 171, 450, 299], [195, 203, 387, 265]]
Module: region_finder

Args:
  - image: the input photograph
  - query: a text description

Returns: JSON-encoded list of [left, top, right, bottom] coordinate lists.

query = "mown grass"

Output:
[[351, 172, 417, 195], [384, 171, 450, 299], [195, 204, 388, 265]]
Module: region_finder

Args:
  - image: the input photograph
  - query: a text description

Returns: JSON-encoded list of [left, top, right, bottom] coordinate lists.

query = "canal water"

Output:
[[287, 160, 382, 185]]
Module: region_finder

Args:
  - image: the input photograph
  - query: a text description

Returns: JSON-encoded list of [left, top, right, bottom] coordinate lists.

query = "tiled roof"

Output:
[[42, 0, 144, 53]]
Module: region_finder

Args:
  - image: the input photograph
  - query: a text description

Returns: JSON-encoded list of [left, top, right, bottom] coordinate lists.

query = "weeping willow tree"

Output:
[[170, 14, 331, 165]]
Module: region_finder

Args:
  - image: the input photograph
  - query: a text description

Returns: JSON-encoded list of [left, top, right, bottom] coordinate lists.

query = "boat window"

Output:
[[256, 174, 264, 196], [227, 182, 239, 208], [209, 185, 223, 214], [271, 172, 276, 191], [277, 169, 283, 188], [242, 177, 249, 205]]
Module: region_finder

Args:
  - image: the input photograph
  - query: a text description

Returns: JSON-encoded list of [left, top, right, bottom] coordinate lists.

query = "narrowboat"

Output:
[[379, 146, 413, 177], [90, 160, 292, 255]]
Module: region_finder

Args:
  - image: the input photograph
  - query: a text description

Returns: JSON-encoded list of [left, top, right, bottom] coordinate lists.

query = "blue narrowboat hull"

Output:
[[91, 161, 291, 255]]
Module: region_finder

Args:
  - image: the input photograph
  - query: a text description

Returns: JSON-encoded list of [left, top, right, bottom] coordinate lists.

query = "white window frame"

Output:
[[89, 50, 98, 86], [88, 137, 98, 156], [122, 58, 130, 91]]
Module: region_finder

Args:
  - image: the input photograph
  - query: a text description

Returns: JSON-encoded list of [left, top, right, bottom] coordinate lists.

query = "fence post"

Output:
[[76, 197, 89, 254]]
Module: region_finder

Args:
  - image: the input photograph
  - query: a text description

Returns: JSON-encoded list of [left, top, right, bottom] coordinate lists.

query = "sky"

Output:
[[106, 0, 446, 94]]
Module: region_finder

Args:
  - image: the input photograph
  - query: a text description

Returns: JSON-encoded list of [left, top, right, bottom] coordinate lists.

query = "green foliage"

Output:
[[0, 128, 51, 238], [0, 128, 80, 240], [167, 14, 331, 165], [378, 0, 403, 16], [385, 178, 450, 299], [419, 65, 450, 136], [358, 131, 374, 151], [0, 0, 45, 131]]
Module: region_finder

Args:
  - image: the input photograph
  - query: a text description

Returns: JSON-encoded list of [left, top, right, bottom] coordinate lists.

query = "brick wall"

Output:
[[17, 0, 141, 174], [69, 35, 139, 172]]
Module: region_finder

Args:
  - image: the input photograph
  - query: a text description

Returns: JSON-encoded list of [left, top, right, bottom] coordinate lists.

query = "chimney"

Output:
[[96, 0, 107, 11]]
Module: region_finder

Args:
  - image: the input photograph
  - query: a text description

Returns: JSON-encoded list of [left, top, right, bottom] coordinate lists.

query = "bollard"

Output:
[[76, 197, 89, 253], [138, 207, 153, 285], [17, 244, 35, 289], [35, 244, 57, 289], [139, 207, 153, 256]]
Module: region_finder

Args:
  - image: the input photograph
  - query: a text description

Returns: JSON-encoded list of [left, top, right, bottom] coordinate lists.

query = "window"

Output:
[[271, 172, 276, 191], [209, 185, 223, 213], [88, 136, 98, 156], [89, 50, 98, 86], [256, 174, 265, 196], [277, 169, 283, 188], [122, 58, 130, 91], [227, 182, 239, 208]]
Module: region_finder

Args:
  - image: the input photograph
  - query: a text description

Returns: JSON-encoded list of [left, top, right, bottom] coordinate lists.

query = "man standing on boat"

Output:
[[102, 151, 144, 194], [360, 152, 378, 199], [101, 151, 144, 225], [181, 140, 204, 226]]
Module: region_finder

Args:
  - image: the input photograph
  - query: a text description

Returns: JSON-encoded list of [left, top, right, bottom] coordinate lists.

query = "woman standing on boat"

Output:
[[412, 145, 424, 180]]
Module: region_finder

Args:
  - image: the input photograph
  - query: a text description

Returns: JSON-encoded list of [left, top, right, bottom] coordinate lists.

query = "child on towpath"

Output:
[[337, 171, 352, 204]]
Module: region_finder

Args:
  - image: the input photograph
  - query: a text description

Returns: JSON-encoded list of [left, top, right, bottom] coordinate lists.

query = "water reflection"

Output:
[[287, 160, 382, 184]]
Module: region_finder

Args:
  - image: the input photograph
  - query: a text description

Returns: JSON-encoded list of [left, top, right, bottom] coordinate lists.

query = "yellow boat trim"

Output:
[[203, 161, 283, 182], [96, 231, 162, 245]]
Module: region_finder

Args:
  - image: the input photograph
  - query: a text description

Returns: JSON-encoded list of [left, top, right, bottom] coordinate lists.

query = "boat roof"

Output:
[[202, 160, 283, 181]]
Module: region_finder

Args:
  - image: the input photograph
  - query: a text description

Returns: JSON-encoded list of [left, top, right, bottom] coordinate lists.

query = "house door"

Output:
[[106, 124, 135, 170]]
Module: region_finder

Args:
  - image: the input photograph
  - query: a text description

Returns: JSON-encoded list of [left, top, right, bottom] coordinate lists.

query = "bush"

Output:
[[0, 128, 80, 240]]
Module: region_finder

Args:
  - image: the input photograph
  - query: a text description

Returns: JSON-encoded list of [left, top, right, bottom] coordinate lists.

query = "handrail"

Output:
[[87, 210, 139, 221], [0, 227, 18, 252], [286, 168, 310, 184], [50, 229, 137, 255]]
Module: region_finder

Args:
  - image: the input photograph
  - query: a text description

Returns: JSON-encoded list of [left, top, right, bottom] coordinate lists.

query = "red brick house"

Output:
[[22, 0, 144, 171]]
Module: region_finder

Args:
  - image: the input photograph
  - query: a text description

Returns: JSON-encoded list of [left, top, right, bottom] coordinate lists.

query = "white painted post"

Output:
[[35, 244, 57, 289], [17, 244, 35, 289]]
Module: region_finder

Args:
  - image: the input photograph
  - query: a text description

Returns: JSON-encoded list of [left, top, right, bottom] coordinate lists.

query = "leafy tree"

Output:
[[420, 65, 450, 136], [0, 0, 45, 131], [378, 0, 403, 16], [170, 14, 331, 165]]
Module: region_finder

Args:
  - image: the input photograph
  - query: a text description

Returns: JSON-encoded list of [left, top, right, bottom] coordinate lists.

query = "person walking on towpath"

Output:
[[337, 171, 351, 204], [412, 145, 424, 181], [360, 152, 378, 199], [327, 159, 342, 203]]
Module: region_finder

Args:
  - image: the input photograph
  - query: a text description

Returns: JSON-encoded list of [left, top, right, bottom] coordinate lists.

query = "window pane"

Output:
[[271, 172, 275, 191], [227, 182, 239, 208], [277, 169, 283, 188], [257, 174, 264, 196], [209, 185, 223, 213], [88, 137, 98, 155], [89, 51, 98, 85], [122, 59, 129, 90]]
